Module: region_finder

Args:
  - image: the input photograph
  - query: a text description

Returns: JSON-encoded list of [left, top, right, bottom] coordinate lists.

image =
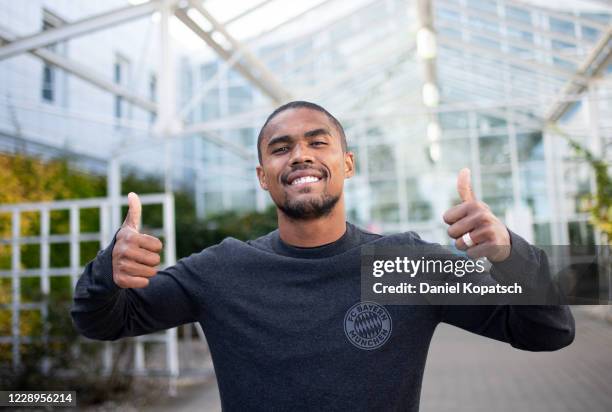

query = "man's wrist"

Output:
[[94, 230, 122, 292], [490, 229, 533, 280]]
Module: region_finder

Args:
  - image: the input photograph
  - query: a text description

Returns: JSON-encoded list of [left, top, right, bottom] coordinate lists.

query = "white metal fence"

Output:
[[0, 193, 179, 380]]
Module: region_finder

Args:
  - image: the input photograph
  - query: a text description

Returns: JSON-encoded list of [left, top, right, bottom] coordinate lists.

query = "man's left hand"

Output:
[[442, 168, 511, 262]]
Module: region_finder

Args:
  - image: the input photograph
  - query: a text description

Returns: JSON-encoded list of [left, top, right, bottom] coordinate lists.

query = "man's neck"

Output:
[[277, 199, 347, 248]]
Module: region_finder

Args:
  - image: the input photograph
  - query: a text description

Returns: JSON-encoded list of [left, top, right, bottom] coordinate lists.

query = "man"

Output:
[[71, 101, 574, 411]]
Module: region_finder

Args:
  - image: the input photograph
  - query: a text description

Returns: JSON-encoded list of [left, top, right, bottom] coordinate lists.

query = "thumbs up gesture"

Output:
[[442, 168, 511, 262], [112, 192, 163, 288]]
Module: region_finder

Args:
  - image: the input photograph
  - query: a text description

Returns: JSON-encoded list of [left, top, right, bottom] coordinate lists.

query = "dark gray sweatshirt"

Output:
[[71, 222, 574, 411]]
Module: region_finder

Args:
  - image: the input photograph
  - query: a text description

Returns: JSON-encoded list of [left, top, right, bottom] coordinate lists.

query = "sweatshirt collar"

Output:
[[272, 222, 360, 259]]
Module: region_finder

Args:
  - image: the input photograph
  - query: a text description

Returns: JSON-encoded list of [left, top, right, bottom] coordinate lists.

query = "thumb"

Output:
[[457, 168, 475, 202], [124, 192, 142, 231]]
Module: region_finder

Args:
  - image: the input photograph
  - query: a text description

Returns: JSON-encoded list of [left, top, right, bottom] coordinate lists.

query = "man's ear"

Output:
[[256, 165, 269, 191], [344, 151, 355, 179]]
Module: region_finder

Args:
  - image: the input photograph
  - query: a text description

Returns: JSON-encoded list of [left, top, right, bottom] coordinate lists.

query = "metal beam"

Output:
[[179, 0, 382, 115], [179, 105, 272, 135], [439, 79, 544, 128], [154, 0, 181, 136], [438, 55, 561, 100], [546, 27, 612, 122], [0, 28, 157, 113], [0, 1, 159, 61], [330, 65, 422, 117], [437, 0, 587, 47], [438, 35, 586, 83], [272, 19, 411, 93], [440, 54, 564, 94], [175, 1, 290, 104], [248, 0, 336, 43], [0, 127, 107, 169], [188, 0, 290, 102], [0, 94, 152, 131], [318, 46, 418, 110], [438, 45, 567, 89], [435, 20, 583, 65], [334, 58, 421, 116], [179, 0, 387, 130], [300, 30, 416, 100], [119, 130, 254, 160], [197, 131, 254, 160], [223, 0, 277, 26], [251, 0, 377, 62]]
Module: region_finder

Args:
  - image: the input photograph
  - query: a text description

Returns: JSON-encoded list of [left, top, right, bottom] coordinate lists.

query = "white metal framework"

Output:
[[0, 194, 179, 379]]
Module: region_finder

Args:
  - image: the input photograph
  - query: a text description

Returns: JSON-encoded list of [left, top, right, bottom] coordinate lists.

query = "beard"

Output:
[[276, 188, 340, 220]]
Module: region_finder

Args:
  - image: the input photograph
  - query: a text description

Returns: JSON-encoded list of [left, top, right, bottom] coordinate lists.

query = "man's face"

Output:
[[256, 108, 354, 220]]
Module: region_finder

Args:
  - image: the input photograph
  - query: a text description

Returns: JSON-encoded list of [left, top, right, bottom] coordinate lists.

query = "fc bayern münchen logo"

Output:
[[344, 301, 392, 350]]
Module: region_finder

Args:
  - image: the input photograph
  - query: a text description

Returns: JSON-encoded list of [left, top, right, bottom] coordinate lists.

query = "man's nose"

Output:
[[289, 142, 314, 165]]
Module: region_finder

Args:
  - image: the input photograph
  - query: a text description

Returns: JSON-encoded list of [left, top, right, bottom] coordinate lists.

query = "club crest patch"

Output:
[[344, 301, 392, 350]]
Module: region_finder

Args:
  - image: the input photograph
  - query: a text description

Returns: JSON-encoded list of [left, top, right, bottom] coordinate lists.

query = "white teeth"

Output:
[[291, 176, 320, 185]]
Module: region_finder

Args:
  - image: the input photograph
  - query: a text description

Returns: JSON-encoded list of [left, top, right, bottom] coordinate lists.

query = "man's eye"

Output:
[[272, 147, 289, 154], [312, 141, 327, 146]]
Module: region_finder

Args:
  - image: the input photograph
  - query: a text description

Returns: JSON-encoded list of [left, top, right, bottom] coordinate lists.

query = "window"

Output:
[[507, 27, 533, 43], [113, 54, 131, 122], [149, 74, 157, 124], [114, 63, 121, 118], [549, 17, 574, 35], [42, 63, 55, 102], [466, 0, 497, 14], [581, 26, 599, 43], [436, 8, 460, 23], [505, 6, 531, 24], [41, 10, 65, 103]]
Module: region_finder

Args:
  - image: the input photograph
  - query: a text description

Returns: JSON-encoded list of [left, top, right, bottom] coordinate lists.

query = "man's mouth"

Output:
[[290, 176, 321, 186], [284, 168, 327, 187]]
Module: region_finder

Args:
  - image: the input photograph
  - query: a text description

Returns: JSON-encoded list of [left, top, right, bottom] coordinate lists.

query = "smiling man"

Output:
[[71, 101, 574, 411]]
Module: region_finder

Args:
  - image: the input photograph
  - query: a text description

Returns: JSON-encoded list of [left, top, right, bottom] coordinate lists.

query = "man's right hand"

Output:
[[112, 192, 163, 288]]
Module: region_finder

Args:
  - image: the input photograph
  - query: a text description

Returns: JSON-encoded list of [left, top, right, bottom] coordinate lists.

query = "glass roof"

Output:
[[176, 0, 611, 130]]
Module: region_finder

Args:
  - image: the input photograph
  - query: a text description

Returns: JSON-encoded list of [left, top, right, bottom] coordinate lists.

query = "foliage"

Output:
[[0, 154, 106, 270], [176, 206, 278, 256]]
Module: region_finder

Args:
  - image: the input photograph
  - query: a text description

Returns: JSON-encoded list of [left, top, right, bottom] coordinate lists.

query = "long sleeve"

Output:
[[70, 233, 211, 341], [439, 230, 575, 351]]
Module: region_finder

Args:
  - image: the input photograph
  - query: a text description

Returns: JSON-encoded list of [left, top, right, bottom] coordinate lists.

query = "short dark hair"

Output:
[[257, 101, 347, 164]]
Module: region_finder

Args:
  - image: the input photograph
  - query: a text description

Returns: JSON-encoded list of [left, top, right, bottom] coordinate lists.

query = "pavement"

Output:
[[421, 307, 612, 412], [149, 307, 612, 411]]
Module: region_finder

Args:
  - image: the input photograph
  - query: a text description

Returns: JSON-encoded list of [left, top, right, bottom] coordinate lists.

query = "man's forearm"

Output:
[[71, 234, 201, 340], [441, 231, 576, 351]]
